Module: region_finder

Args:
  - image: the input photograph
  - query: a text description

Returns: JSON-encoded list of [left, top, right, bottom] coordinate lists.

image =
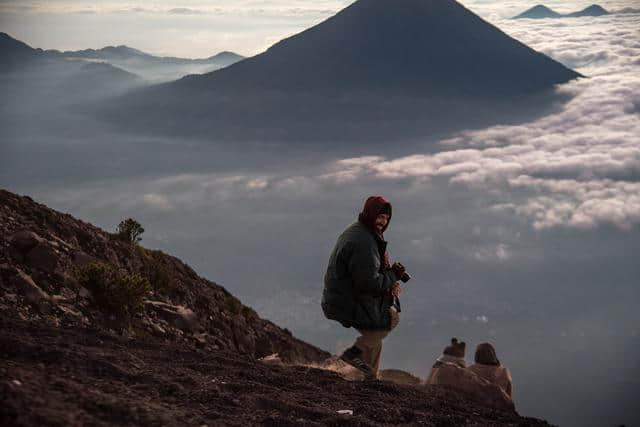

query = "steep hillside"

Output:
[[0, 189, 326, 363], [0, 189, 551, 426]]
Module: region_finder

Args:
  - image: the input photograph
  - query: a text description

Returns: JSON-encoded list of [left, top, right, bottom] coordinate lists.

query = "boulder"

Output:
[[232, 319, 256, 354], [11, 269, 51, 312], [72, 250, 93, 267], [144, 300, 199, 332], [10, 231, 45, 255], [258, 353, 284, 366], [25, 244, 58, 273]]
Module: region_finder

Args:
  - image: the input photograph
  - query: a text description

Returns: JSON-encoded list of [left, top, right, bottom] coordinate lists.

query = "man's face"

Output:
[[375, 213, 390, 234]]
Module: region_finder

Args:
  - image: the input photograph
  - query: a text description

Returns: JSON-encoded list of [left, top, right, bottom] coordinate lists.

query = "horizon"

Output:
[[0, 0, 635, 58]]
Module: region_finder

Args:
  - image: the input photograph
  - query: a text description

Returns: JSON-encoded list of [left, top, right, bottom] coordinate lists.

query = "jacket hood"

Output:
[[358, 195, 392, 236], [475, 342, 501, 366]]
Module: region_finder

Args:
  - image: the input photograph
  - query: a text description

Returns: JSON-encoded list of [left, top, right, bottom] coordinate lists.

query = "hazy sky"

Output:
[[0, 0, 637, 56]]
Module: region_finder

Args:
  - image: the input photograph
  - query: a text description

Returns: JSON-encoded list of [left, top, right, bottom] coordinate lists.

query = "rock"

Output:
[[11, 270, 50, 306], [232, 318, 256, 354], [192, 332, 208, 347], [58, 304, 82, 320], [144, 300, 200, 332], [10, 231, 45, 255], [72, 250, 93, 267], [0, 263, 18, 275], [380, 369, 422, 385], [258, 353, 283, 366], [315, 356, 365, 381], [25, 244, 58, 273]]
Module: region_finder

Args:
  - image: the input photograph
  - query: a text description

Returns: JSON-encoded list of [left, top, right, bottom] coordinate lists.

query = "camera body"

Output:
[[399, 272, 411, 283]]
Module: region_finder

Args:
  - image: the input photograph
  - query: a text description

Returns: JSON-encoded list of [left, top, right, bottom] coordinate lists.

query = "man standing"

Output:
[[322, 195, 406, 379]]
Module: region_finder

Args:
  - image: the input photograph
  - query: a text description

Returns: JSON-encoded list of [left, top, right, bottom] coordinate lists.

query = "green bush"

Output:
[[75, 261, 151, 317], [224, 292, 243, 315], [116, 218, 144, 244], [138, 247, 175, 293]]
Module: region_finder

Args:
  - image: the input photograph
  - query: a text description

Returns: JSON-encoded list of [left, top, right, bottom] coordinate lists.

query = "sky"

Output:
[[1, 1, 640, 426], [0, 0, 638, 56]]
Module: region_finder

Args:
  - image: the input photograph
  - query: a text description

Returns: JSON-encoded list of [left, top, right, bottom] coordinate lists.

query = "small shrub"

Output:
[[138, 247, 175, 293], [224, 293, 243, 315], [116, 218, 144, 244], [241, 305, 257, 319], [75, 261, 151, 317]]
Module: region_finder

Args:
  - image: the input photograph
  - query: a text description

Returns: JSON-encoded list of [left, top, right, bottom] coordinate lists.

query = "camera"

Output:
[[391, 262, 411, 283]]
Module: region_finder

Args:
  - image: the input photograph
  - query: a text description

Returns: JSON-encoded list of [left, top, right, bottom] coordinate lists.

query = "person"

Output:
[[423, 338, 515, 411], [467, 342, 513, 398], [321, 195, 406, 379], [424, 338, 467, 385]]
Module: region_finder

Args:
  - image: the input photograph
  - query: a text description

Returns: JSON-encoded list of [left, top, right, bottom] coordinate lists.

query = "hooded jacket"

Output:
[[322, 196, 399, 330]]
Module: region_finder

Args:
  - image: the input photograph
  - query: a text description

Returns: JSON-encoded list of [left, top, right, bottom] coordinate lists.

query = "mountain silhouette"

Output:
[[566, 4, 609, 17], [0, 32, 43, 71], [514, 4, 609, 19], [100, 0, 581, 143], [45, 44, 243, 66], [513, 5, 561, 19]]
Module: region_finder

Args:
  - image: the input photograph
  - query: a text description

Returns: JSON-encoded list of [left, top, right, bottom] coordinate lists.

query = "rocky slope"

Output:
[[0, 189, 551, 426]]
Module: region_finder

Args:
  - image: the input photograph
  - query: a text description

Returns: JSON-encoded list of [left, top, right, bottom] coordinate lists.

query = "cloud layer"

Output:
[[321, 12, 640, 229]]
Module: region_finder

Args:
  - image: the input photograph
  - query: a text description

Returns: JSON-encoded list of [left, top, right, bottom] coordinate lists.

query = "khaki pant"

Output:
[[353, 307, 400, 377]]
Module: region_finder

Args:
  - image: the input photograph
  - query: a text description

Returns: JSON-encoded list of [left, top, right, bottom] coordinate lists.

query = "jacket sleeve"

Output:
[[348, 240, 398, 295]]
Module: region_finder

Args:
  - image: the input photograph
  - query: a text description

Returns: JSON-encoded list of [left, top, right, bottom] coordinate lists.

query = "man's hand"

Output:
[[391, 262, 406, 280], [391, 282, 402, 297]]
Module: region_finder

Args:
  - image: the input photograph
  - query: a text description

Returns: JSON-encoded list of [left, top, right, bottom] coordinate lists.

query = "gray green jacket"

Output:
[[322, 221, 399, 330]]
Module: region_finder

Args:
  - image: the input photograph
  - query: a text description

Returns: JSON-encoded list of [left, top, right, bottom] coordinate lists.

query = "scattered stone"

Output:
[[12, 380, 22, 386], [0, 263, 18, 275], [11, 269, 51, 312], [58, 304, 82, 320], [193, 332, 208, 345], [337, 410, 353, 416]]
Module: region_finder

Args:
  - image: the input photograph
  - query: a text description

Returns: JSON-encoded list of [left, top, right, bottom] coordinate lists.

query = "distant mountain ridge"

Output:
[[45, 45, 244, 67], [101, 0, 581, 143], [514, 4, 610, 19], [44, 43, 244, 82], [0, 32, 142, 105], [0, 32, 243, 82]]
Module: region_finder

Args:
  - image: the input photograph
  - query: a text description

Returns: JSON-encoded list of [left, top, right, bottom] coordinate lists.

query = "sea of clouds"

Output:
[[323, 12, 640, 231]]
